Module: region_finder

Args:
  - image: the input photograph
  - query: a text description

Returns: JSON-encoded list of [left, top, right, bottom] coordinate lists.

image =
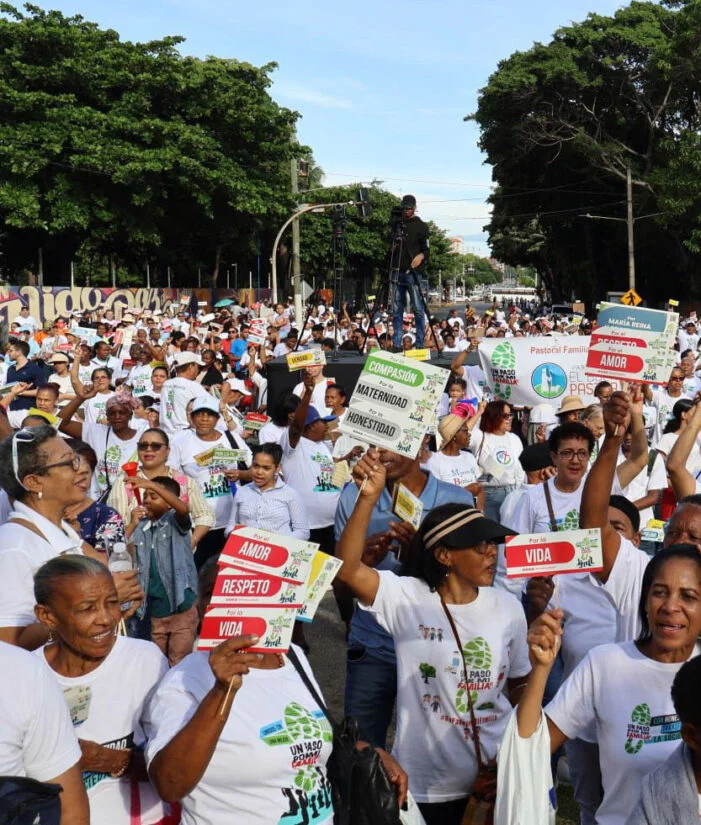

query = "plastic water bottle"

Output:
[[108, 543, 133, 612]]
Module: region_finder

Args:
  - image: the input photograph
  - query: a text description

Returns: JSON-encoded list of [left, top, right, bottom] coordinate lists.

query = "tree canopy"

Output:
[[0, 3, 301, 285], [471, 0, 701, 306]]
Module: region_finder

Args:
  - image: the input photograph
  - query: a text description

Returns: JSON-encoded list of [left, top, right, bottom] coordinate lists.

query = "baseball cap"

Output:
[[304, 406, 337, 427], [191, 395, 221, 416], [228, 378, 252, 397], [173, 351, 204, 367], [401, 194, 416, 208]]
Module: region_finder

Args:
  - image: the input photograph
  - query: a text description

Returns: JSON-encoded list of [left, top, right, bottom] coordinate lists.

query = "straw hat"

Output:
[[438, 414, 467, 449], [557, 395, 585, 416]]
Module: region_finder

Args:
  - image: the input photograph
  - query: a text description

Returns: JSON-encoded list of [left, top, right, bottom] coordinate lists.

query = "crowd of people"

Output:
[[1, 293, 700, 825]]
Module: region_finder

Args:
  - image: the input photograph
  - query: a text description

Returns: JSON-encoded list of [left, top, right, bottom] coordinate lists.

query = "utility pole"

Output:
[[291, 153, 302, 324], [626, 164, 635, 292]]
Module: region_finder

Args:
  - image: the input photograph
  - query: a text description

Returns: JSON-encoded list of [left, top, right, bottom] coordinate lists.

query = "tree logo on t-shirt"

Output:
[[419, 662, 437, 684]]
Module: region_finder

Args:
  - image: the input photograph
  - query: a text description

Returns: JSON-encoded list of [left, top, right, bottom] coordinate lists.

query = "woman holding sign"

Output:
[[336, 449, 530, 825], [517, 546, 701, 825], [469, 400, 525, 521]]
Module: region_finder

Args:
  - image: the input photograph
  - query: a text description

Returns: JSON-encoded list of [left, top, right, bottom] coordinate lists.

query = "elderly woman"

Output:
[[143, 556, 407, 825], [34, 555, 170, 824], [0, 425, 143, 649], [58, 389, 145, 496], [336, 450, 530, 825], [107, 427, 214, 547]]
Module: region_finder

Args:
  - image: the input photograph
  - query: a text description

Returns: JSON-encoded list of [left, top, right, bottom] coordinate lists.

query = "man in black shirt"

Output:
[[391, 194, 430, 349], [6, 340, 47, 411]]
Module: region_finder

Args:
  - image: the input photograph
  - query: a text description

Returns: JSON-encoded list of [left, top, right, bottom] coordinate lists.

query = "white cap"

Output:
[[191, 394, 221, 416], [529, 403, 558, 425], [228, 378, 252, 396], [174, 351, 204, 367]]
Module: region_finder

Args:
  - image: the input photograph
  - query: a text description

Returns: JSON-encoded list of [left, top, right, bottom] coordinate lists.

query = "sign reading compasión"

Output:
[[479, 337, 625, 407], [339, 351, 448, 460]]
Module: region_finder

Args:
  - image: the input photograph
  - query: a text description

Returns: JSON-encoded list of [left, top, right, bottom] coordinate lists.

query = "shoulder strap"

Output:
[[103, 426, 113, 494], [439, 597, 485, 769], [543, 479, 558, 532], [7, 517, 46, 542], [223, 428, 249, 471], [287, 647, 339, 735]]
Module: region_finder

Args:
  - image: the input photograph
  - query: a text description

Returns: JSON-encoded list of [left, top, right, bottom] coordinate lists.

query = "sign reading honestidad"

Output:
[[479, 337, 624, 407], [585, 303, 678, 385], [339, 351, 447, 459]]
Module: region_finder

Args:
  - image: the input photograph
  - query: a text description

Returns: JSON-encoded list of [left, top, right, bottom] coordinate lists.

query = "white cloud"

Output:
[[273, 81, 354, 110]]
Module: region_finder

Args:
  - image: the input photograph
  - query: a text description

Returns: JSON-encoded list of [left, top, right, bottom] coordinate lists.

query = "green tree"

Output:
[[419, 663, 437, 684], [0, 3, 301, 285]]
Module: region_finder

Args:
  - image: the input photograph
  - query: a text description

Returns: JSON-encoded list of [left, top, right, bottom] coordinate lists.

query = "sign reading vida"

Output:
[[505, 528, 603, 578]]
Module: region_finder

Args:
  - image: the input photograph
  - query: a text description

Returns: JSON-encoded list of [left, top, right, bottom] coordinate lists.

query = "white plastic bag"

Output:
[[399, 791, 427, 825], [495, 708, 556, 825]]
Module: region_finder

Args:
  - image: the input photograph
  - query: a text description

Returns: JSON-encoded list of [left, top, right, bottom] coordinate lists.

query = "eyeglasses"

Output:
[[469, 540, 498, 555], [501, 412, 514, 419], [669, 376, 684, 382], [12, 429, 37, 490], [138, 442, 167, 451], [42, 455, 82, 473], [557, 449, 590, 461]]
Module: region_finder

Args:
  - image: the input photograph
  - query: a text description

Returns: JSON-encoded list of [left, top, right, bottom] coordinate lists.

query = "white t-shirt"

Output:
[[38, 637, 168, 825], [364, 572, 530, 803], [161, 377, 209, 435], [48, 371, 74, 402], [292, 380, 332, 417], [469, 430, 525, 487], [546, 640, 699, 825], [509, 476, 584, 534], [656, 431, 701, 480], [258, 421, 286, 446], [425, 451, 479, 488], [280, 431, 340, 529], [457, 364, 488, 401], [603, 537, 650, 642], [82, 422, 146, 494], [126, 364, 154, 398], [83, 392, 115, 425], [648, 390, 683, 444], [0, 642, 81, 781], [0, 502, 83, 629], [616, 452, 667, 528], [144, 647, 333, 825], [170, 431, 251, 530]]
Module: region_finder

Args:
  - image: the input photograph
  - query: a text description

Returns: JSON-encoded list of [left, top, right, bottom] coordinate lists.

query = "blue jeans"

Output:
[[482, 485, 516, 522], [344, 647, 396, 749], [392, 270, 426, 348]]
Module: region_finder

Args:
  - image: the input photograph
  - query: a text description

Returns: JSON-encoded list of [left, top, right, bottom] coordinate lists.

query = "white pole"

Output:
[[226, 269, 230, 289], [249, 271, 253, 291], [70, 260, 75, 290], [146, 263, 151, 289], [167, 266, 171, 288]]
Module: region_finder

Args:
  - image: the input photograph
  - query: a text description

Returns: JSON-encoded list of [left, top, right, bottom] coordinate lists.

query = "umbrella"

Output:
[[214, 298, 234, 308]]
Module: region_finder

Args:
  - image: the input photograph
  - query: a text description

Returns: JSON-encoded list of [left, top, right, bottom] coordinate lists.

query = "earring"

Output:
[[47, 630, 54, 643], [37, 491, 43, 500]]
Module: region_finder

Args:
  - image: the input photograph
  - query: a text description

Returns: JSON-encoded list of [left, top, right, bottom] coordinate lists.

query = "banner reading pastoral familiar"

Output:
[[505, 528, 603, 578], [585, 303, 679, 385], [479, 337, 624, 407], [339, 350, 448, 459]]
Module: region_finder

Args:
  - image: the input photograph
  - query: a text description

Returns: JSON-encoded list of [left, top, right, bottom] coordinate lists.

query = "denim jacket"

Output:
[[132, 511, 197, 619]]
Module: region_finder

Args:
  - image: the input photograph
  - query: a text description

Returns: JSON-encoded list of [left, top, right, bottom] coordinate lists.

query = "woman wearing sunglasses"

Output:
[[0, 425, 142, 649], [107, 427, 214, 548]]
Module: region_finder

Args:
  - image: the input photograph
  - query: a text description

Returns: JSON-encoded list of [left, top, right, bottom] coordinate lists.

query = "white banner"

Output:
[[479, 337, 625, 407]]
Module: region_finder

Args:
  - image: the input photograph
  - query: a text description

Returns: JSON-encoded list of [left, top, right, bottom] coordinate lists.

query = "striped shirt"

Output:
[[225, 478, 310, 539]]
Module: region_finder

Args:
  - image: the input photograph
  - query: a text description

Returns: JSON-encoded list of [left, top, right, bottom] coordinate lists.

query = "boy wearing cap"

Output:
[[160, 352, 209, 435]]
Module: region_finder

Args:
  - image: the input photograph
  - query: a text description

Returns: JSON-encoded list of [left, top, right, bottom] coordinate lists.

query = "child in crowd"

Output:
[[128, 476, 199, 666]]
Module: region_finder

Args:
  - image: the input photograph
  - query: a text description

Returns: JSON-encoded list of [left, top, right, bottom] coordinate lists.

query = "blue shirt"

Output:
[[229, 339, 247, 367], [334, 472, 474, 663], [7, 360, 47, 410]]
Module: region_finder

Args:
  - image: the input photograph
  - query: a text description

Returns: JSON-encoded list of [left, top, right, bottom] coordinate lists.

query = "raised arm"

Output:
[[289, 373, 314, 449], [57, 388, 97, 438], [667, 401, 701, 500], [580, 391, 631, 582], [615, 386, 647, 488], [450, 349, 468, 374], [335, 448, 385, 606]]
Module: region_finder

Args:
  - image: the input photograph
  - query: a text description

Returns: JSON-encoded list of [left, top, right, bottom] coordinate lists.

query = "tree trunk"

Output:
[[212, 245, 223, 288]]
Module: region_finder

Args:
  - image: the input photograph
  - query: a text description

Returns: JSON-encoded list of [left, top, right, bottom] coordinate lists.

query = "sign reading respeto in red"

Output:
[[585, 303, 678, 385], [505, 528, 603, 578]]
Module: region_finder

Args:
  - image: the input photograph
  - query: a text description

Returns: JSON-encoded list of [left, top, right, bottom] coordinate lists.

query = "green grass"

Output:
[[556, 783, 579, 825]]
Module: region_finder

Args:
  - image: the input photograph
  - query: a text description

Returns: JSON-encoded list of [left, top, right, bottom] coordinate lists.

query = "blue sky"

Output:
[[39, 0, 624, 255]]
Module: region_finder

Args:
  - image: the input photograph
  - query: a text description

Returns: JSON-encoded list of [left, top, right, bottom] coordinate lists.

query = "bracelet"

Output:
[[110, 748, 132, 778]]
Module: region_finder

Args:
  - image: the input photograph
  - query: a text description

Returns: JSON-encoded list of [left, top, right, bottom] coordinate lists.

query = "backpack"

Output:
[[0, 776, 62, 825]]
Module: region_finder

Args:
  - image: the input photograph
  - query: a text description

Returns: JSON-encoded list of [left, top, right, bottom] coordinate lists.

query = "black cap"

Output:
[[401, 194, 416, 208], [423, 507, 515, 551], [519, 443, 554, 473]]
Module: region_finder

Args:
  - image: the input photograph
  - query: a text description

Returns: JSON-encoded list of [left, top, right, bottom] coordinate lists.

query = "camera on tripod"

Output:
[[389, 205, 405, 234]]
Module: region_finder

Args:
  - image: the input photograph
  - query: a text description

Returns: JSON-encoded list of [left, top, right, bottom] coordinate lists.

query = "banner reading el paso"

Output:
[[339, 351, 448, 459], [479, 337, 624, 407], [585, 303, 678, 385]]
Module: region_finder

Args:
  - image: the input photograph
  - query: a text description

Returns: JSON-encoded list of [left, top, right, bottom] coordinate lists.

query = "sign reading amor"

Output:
[[585, 303, 679, 385], [479, 337, 625, 407]]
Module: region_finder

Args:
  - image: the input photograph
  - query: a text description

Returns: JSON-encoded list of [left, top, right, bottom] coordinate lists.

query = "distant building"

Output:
[[488, 257, 506, 273], [449, 237, 463, 255]]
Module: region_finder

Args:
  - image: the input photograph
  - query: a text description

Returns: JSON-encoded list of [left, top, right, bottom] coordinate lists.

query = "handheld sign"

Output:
[[286, 349, 326, 371], [403, 348, 431, 361], [339, 350, 447, 460], [209, 568, 303, 607], [297, 552, 343, 624], [198, 606, 298, 654], [391, 483, 424, 530], [585, 303, 678, 385], [505, 528, 603, 578], [219, 527, 318, 584], [244, 412, 269, 432]]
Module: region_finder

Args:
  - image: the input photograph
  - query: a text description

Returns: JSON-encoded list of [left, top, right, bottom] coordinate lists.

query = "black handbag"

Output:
[[0, 776, 62, 825], [287, 647, 401, 825]]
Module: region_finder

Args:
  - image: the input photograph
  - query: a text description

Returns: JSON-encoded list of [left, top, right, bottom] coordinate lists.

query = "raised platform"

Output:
[[265, 349, 481, 408]]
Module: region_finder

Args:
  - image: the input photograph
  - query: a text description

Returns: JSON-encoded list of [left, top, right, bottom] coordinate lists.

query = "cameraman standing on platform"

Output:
[[391, 194, 430, 350]]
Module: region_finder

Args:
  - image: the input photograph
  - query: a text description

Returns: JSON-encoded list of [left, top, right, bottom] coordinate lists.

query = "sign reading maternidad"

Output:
[[479, 337, 625, 407], [339, 351, 447, 460], [585, 303, 678, 385]]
